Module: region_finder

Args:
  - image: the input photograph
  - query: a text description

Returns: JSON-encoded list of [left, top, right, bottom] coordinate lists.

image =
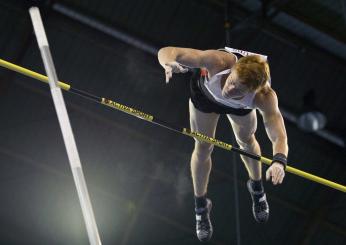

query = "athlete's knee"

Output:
[[236, 134, 257, 150], [193, 141, 214, 160]]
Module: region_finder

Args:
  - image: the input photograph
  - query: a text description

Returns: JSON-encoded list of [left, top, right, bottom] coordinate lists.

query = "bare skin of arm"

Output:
[[255, 87, 288, 184], [158, 47, 236, 78], [255, 87, 288, 156]]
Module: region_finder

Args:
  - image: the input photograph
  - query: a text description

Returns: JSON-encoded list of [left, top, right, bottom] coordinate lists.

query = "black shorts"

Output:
[[189, 69, 253, 116]]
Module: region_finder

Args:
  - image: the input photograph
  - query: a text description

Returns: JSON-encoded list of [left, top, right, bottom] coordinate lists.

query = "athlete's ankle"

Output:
[[194, 194, 207, 209], [248, 178, 263, 192]]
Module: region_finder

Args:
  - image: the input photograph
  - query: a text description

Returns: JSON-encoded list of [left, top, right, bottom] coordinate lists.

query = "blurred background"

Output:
[[0, 0, 345, 244]]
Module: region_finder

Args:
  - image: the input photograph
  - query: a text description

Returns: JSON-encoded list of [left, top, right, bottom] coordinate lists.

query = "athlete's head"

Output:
[[222, 55, 270, 99]]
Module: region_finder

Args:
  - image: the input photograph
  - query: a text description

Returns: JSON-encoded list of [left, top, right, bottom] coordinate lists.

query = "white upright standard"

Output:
[[29, 7, 102, 245]]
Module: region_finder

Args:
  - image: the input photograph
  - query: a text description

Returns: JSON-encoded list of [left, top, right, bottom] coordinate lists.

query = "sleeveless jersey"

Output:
[[199, 47, 270, 110]]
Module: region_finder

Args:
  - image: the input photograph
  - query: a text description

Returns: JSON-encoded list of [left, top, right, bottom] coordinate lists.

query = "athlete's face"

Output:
[[222, 70, 249, 100]]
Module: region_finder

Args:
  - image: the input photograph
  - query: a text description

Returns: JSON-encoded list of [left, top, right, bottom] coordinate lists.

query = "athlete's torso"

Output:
[[200, 47, 271, 110]]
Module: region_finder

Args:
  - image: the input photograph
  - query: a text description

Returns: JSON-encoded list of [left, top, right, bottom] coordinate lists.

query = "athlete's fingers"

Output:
[[278, 171, 285, 184], [275, 167, 285, 185], [278, 175, 283, 184], [165, 72, 170, 83], [273, 166, 280, 185], [165, 66, 172, 83], [166, 72, 172, 83], [266, 168, 272, 181], [275, 167, 283, 185]]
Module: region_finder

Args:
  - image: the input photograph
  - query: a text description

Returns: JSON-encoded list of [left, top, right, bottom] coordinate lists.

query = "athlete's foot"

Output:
[[195, 198, 213, 242], [247, 179, 269, 223]]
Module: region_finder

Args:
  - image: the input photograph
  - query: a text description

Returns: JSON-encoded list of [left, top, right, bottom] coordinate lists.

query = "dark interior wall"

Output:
[[0, 1, 345, 245], [282, 0, 346, 41], [57, 0, 346, 132], [59, 0, 226, 49], [204, 27, 346, 131]]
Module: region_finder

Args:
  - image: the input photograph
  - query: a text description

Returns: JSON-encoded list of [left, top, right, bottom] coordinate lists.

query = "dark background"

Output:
[[0, 0, 345, 244]]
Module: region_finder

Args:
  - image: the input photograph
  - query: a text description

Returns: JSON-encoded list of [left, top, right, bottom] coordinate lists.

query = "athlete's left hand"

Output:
[[266, 162, 285, 185]]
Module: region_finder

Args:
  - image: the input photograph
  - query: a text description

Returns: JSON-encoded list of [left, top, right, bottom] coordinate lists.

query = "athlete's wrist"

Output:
[[271, 153, 287, 170]]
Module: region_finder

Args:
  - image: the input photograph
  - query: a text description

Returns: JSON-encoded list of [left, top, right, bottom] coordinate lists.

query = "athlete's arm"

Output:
[[256, 88, 288, 185], [158, 47, 226, 71], [158, 47, 235, 82], [256, 88, 288, 155]]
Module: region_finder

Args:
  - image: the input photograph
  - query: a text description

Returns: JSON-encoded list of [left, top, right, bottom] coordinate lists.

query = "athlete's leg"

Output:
[[227, 110, 261, 180], [189, 99, 220, 197], [227, 110, 269, 223], [189, 99, 220, 241]]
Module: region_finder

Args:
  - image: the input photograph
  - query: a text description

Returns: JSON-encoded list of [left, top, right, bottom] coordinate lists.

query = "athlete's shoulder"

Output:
[[203, 49, 236, 76], [254, 86, 278, 111]]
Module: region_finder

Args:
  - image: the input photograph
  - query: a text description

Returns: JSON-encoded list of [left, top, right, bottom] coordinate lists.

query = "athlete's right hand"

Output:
[[164, 61, 189, 83]]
